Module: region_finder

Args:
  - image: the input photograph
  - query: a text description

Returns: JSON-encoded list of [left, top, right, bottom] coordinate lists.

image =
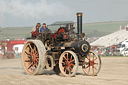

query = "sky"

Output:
[[0, 0, 128, 27]]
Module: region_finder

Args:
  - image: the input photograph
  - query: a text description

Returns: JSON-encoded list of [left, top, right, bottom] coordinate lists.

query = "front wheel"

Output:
[[59, 51, 79, 77], [82, 50, 101, 76]]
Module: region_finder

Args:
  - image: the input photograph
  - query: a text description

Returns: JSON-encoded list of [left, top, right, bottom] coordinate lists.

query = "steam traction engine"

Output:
[[22, 13, 101, 77]]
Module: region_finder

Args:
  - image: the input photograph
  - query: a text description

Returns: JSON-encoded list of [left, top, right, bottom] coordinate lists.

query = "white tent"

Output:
[[91, 29, 128, 47]]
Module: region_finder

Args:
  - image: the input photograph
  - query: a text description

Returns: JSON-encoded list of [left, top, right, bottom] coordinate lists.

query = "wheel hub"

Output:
[[89, 60, 94, 66], [31, 55, 34, 60], [65, 61, 72, 67]]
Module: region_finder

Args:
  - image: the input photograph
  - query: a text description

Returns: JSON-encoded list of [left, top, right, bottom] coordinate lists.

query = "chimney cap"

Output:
[[76, 12, 83, 16]]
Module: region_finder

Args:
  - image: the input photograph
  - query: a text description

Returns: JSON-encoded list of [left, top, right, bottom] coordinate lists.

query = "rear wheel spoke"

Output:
[[25, 51, 31, 55], [25, 60, 31, 62], [28, 62, 33, 69]]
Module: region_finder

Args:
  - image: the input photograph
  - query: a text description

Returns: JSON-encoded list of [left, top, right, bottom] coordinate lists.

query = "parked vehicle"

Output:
[[120, 48, 128, 56], [117, 40, 128, 54], [0, 40, 26, 59]]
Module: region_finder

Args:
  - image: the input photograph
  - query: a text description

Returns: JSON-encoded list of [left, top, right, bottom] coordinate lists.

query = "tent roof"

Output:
[[91, 29, 128, 47]]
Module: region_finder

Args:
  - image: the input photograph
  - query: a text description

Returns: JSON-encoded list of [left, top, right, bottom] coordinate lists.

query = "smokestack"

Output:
[[76, 12, 83, 34]]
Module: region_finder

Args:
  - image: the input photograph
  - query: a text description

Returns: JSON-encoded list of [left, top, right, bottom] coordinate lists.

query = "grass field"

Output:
[[83, 21, 128, 37], [0, 21, 128, 40]]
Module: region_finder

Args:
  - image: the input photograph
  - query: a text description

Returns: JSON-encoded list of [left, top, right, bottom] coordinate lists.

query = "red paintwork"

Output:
[[52, 27, 67, 39], [31, 31, 39, 37], [57, 28, 66, 35]]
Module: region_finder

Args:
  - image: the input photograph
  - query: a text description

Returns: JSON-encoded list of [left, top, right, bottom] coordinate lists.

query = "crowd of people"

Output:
[[92, 46, 119, 57]]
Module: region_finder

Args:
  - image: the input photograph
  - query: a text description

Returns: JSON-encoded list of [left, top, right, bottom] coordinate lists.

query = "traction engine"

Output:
[[22, 13, 101, 77]]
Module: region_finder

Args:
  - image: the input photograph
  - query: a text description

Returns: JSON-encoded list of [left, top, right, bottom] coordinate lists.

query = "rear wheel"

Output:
[[59, 51, 79, 77], [82, 50, 101, 76], [22, 40, 46, 75]]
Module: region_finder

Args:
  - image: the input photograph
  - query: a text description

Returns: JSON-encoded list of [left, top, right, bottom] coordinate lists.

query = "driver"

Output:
[[40, 23, 51, 33]]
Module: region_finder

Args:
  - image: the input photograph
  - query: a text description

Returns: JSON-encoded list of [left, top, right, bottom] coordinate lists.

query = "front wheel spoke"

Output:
[[64, 66, 67, 72], [69, 67, 71, 75], [89, 53, 91, 60], [62, 62, 66, 64], [70, 55, 72, 61], [88, 66, 90, 73], [70, 59, 75, 62], [92, 66, 94, 74], [94, 63, 98, 65], [64, 56, 67, 60], [94, 57, 97, 61], [70, 63, 75, 66], [86, 57, 90, 61], [85, 65, 90, 69], [66, 53, 69, 61], [69, 66, 73, 71], [93, 54, 94, 60], [93, 66, 97, 70]]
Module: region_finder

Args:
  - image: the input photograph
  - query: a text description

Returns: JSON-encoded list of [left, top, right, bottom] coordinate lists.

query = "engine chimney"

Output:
[[76, 12, 83, 35]]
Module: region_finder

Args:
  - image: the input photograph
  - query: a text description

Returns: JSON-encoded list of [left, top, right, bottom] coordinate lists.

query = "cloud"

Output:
[[0, 0, 72, 26]]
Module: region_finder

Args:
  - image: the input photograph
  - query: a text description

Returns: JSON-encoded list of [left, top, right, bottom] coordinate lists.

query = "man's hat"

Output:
[[43, 23, 46, 25], [36, 23, 41, 26]]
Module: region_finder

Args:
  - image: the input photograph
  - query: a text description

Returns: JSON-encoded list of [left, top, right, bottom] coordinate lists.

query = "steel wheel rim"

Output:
[[82, 51, 101, 76], [59, 51, 78, 77], [22, 42, 39, 74]]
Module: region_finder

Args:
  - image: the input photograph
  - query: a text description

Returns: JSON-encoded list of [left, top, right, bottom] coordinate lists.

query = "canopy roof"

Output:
[[91, 29, 128, 47]]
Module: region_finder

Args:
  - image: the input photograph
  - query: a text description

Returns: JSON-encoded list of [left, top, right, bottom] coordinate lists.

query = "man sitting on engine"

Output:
[[40, 23, 50, 33], [31, 23, 41, 38]]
